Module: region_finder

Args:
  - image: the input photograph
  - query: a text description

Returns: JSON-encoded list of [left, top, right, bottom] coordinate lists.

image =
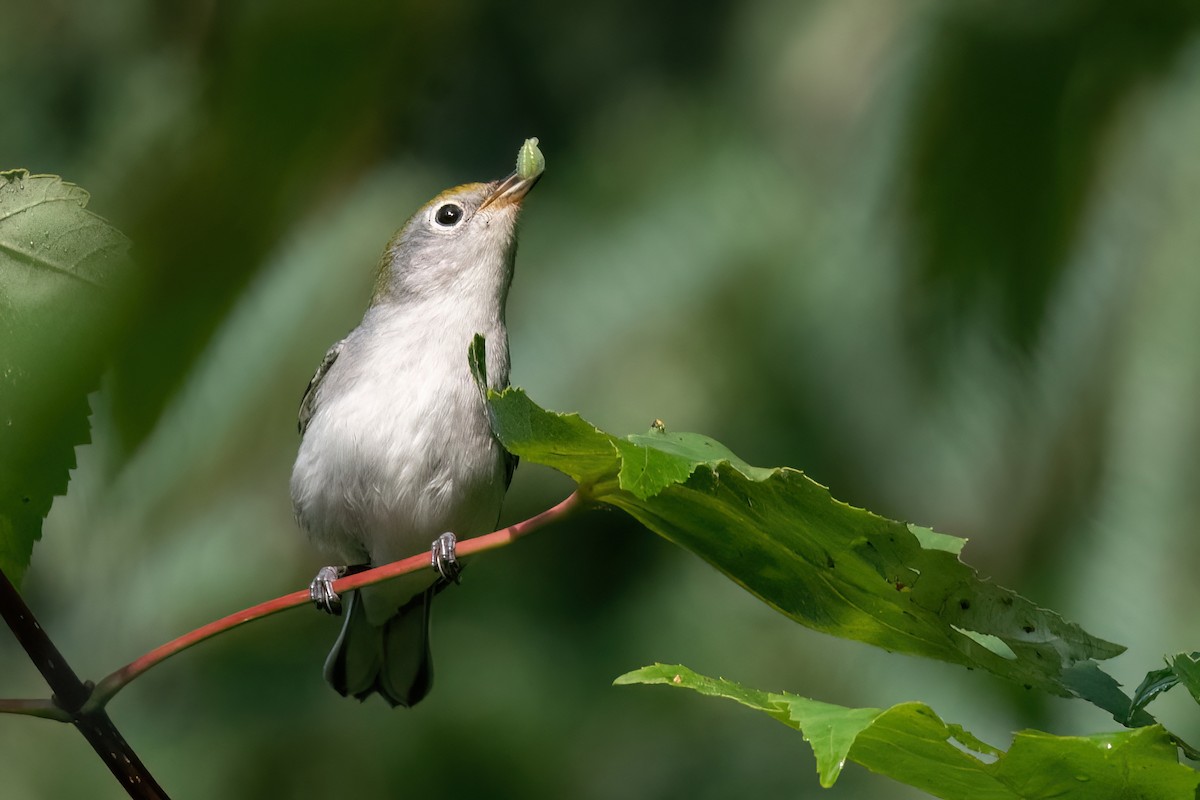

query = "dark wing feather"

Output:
[[503, 451, 518, 490], [298, 339, 345, 436]]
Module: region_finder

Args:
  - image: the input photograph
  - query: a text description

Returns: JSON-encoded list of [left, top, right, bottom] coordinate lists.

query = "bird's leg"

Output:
[[309, 565, 348, 615], [431, 532, 463, 585]]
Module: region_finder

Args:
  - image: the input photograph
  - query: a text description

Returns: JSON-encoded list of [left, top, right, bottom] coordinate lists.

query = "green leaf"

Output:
[[618, 664, 1200, 798], [1126, 652, 1200, 756], [1062, 661, 1155, 728], [994, 729, 1198, 800], [1130, 666, 1181, 722], [481, 378, 1125, 700], [1170, 653, 1200, 707], [0, 170, 131, 585], [1129, 653, 1200, 719]]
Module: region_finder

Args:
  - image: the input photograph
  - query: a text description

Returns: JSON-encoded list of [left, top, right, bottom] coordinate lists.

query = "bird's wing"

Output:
[[298, 338, 346, 436], [504, 451, 519, 490]]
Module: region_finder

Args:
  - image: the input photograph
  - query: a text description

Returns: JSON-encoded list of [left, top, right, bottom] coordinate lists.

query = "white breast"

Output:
[[290, 302, 510, 573]]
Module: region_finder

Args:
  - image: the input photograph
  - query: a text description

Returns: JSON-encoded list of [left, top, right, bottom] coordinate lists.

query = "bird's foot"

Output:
[[431, 532, 462, 585], [309, 565, 347, 615]]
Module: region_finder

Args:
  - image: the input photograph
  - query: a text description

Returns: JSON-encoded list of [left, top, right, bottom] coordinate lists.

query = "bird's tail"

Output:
[[323, 587, 435, 708]]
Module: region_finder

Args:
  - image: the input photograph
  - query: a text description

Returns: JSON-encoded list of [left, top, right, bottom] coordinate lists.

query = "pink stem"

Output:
[[84, 490, 585, 712]]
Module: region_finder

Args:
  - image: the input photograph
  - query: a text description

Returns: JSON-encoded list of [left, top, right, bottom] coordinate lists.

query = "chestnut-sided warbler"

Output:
[[290, 139, 544, 706]]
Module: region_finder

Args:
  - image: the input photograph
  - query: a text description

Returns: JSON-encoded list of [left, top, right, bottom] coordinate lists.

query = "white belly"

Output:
[[290, 320, 509, 576]]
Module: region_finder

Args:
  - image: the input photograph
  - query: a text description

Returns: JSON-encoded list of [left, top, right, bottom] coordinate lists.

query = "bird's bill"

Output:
[[479, 172, 540, 210]]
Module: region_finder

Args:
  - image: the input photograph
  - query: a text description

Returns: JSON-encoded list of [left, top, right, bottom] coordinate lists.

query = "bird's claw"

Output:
[[431, 532, 462, 585], [309, 565, 347, 615]]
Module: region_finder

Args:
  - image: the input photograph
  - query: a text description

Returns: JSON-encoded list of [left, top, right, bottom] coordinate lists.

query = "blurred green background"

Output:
[[4, 1, 1200, 797]]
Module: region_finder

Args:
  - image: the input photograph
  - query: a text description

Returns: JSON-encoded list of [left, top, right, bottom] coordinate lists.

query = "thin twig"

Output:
[[0, 568, 170, 799], [0, 698, 71, 721], [86, 490, 586, 711]]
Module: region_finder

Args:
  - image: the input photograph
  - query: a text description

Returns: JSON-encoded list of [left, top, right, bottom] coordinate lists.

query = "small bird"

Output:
[[290, 140, 543, 707]]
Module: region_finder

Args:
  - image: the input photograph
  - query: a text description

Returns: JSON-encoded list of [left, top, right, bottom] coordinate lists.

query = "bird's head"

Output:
[[371, 147, 543, 309]]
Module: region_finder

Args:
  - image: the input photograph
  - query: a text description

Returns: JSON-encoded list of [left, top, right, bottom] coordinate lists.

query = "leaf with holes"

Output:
[[468, 335, 1125, 703]]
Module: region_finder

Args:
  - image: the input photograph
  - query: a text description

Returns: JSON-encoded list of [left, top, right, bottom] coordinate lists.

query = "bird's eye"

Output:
[[434, 203, 464, 227]]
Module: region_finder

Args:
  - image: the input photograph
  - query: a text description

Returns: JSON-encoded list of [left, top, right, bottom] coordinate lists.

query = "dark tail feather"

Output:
[[323, 587, 435, 708]]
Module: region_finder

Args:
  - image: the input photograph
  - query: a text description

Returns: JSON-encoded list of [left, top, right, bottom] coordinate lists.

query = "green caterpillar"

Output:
[[516, 137, 545, 180]]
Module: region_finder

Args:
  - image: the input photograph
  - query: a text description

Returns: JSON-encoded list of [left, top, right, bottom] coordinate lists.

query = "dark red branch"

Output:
[[0, 568, 169, 799]]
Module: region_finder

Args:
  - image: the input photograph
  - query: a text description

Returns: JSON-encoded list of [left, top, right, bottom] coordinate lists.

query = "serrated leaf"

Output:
[[0, 170, 131, 585], [0, 170, 125, 293], [618, 664, 1200, 798], [476, 364, 1124, 701]]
